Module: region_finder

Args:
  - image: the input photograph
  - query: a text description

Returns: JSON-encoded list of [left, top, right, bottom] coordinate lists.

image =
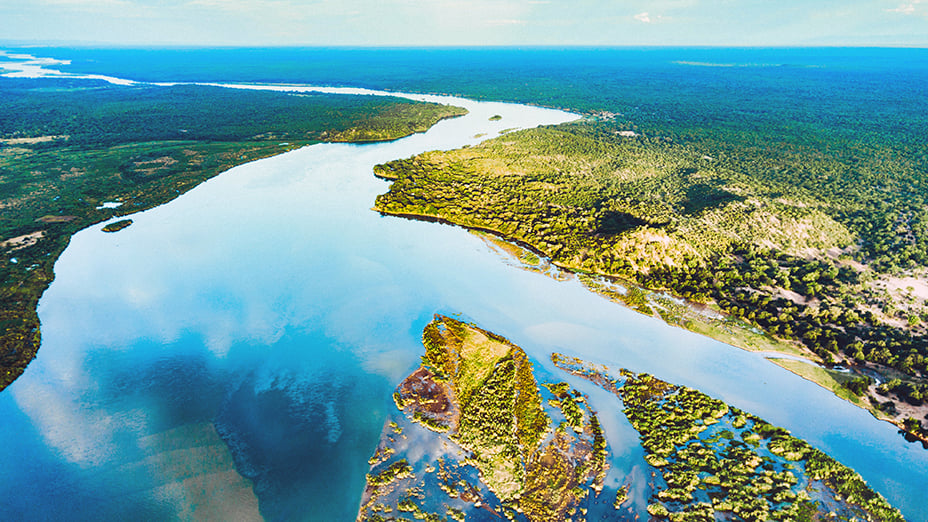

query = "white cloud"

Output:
[[886, 0, 925, 14], [634, 11, 667, 23], [888, 3, 916, 14], [4, 0, 923, 46]]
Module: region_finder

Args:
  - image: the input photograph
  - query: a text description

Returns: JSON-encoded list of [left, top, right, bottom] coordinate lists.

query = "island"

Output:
[[101, 219, 132, 233], [358, 315, 607, 521], [0, 78, 466, 390], [357, 315, 902, 521], [553, 353, 903, 521]]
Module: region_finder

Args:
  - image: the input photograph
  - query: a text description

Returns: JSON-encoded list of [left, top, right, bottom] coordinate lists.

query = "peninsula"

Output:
[[372, 120, 928, 444]]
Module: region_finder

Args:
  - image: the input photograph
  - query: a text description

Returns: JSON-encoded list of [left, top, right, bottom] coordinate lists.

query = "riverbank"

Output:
[[770, 358, 928, 448], [370, 119, 928, 447], [373, 207, 812, 358], [375, 204, 928, 449]]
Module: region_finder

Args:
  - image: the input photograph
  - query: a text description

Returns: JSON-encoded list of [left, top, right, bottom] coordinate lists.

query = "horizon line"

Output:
[[2, 42, 927, 51]]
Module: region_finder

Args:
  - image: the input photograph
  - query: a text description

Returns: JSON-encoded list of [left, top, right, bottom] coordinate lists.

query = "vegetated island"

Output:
[[358, 314, 608, 521], [552, 353, 903, 521], [101, 219, 132, 233], [0, 77, 466, 390], [371, 121, 928, 445], [357, 315, 902, 521]]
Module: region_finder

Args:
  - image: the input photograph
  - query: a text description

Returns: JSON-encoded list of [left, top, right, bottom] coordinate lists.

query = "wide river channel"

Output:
[[0, 81, 926, 520]]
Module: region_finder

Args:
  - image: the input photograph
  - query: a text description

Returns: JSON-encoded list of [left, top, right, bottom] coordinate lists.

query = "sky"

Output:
[[0, 0, 926, 47]]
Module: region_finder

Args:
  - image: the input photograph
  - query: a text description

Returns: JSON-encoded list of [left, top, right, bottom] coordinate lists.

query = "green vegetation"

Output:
[[0, 79, 466, 147], [0, 77, 465, 390], [373, 120, 928, 439], [419, 315, 601, 508], [101, 219, 132, 233], [361, 319, 905, 521], [552, 353, 904, 521], [879, 378, 928, 406], [545, 382, 584, 430], [359, 316, 608, 521], [769, 358, 869, 408], [613, 484, 628, 508], [901, 417, 928, 444], [367, 460, 415, 487]]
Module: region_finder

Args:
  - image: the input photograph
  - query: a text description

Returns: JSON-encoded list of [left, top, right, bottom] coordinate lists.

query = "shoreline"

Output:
[[375, 206, 811, 358], [1, 50, 578, 392], [374, 206, 928, 447], [770, 357, 928, 448], [0, 100, 469, 392]]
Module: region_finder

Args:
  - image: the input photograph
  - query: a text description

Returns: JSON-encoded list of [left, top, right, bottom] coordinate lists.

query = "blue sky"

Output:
[[0, 0, 926, 47]]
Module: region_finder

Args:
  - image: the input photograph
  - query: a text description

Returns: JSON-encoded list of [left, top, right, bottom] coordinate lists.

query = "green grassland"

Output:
[[373, 119, 928, 440], [0, 78, 466, 390]]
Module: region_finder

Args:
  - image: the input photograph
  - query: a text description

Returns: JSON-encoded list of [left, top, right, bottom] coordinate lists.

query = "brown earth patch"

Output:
[[36, 215, 76, 223], [395, 367, 459, 431], [0, 135, 69, 145], [1, 231, 45, 250]]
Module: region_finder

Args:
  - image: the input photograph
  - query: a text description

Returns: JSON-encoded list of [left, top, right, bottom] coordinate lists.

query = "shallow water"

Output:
[[1, 63, 927, 520]]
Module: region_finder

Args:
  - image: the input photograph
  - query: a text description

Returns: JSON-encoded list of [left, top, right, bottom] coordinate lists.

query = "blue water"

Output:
[[1, 48, 927, 521]]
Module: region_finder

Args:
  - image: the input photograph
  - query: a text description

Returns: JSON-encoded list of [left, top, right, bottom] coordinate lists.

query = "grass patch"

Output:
[[769, 358, 865, 406]]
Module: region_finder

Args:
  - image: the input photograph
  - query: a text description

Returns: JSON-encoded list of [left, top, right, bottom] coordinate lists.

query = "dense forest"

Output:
[[375, 123, 928, 374], [0, 77, 465, 389]]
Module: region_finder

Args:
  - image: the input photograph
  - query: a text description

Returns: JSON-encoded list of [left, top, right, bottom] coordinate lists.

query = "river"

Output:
[[0, 58, 926, 521]]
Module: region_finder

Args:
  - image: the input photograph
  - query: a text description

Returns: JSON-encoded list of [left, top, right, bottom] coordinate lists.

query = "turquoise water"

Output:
[[1, 51, 927, 521]]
